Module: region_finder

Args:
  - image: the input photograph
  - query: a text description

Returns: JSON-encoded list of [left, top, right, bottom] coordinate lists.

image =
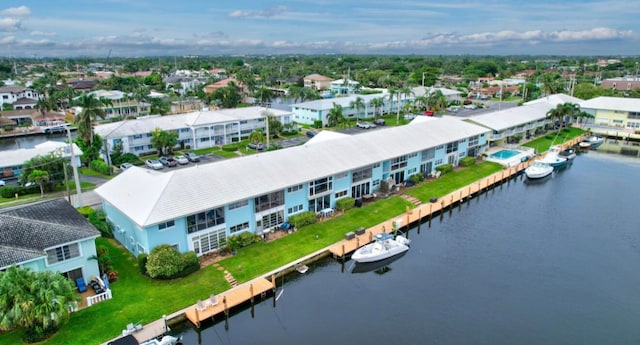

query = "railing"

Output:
[[87, 289, 112, 307]]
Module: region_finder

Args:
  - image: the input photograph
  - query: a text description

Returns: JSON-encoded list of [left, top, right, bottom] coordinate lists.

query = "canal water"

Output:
[[0, 132, 71, 151], [170, 150, 640, 345]]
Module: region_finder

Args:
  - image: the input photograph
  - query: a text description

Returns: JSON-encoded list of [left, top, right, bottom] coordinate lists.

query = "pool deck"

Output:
[[485, 146, 535, 167]]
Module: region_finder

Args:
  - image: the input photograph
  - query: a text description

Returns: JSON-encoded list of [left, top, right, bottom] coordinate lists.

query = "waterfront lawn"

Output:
[[404, 161, 503, 203], [222, 196, 413, 282], [523, 127, 586, 153], [8, 238, 230, 345]]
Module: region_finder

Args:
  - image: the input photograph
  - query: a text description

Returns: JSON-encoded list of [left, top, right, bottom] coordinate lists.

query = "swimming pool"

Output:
[[489, 149, 520, 160]]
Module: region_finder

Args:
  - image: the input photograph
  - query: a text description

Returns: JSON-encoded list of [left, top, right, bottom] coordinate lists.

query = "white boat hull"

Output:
[[352, 235, 410, 263], [525, 162, 553, 179]]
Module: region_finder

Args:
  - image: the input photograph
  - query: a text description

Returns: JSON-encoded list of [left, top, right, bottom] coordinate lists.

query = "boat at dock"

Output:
[[108, 334, 182, 345], [525, 161, 554, 179], [351, 232, 410, 263], [538, 146, 568, 168], [558, 147, 577, 160], [581, 136, 604, 150], [351, 251, 407, 274]]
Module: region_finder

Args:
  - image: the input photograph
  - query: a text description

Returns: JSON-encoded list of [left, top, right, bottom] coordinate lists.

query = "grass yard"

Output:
[[404, 162, 503, 203], [523, 127, 586, 153]]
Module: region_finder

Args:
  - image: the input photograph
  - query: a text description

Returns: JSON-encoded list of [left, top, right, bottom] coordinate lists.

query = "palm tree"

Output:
[[255, 87, 274, 106], [397, 86, 413, 123], [387, 88, 398, 117], [74, 94, 106, 145], [370, 97, 385, 118], [326, 103, 344, 127], [413, 95, 427, 112], [248, 129, 265, 145], [349, 96, 366, 124]]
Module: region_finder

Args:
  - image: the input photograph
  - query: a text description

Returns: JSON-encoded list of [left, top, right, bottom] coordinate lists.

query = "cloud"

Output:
[[0, 17, 22, 32], [30, 31, 57, 37], [0, 35, 15, 44], [228, 6, 290, 18], [0, 6, 31, 17]]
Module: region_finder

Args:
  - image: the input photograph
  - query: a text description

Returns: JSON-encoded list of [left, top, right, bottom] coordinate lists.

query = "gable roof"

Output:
[[95, 117, 490, 227], [0, 198, 100, 269], [465, 102, 553, 131], [524, 93, 583, 107], [578, 96, 640, 112], [0, 141, 83, 168]]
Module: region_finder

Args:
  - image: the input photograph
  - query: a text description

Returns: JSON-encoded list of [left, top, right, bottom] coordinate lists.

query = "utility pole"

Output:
[[67, 127, 83, 207]]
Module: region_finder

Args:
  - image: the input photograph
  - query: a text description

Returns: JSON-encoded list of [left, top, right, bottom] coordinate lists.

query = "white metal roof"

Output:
[[94, 107, 292, 139], [293, 93, 391, 111], [578, 96, 640, 112], [0, 141, 83, 167], [524, 93, 583, 107], [95, 117, 490, 227], [411, 86, 462, 98], [465, 102, 553, 131]]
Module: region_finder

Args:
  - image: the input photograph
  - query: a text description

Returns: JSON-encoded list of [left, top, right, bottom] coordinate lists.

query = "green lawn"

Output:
[[522, 127, 586, 153], [404, 162, 503, 203]]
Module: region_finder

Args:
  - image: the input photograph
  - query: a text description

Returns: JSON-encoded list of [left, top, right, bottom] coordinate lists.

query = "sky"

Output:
[[1, 0, 640, 57]]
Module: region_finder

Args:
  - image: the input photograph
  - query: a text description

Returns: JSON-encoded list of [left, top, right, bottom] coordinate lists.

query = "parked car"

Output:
[[145, 159, 164, 170], [356, 122, 371, 129], [119, 163, 133, 171], [306, 131, 316, 138], [185, 152, 200, 162], [159, 156, 178, 167], [0, 179, 5, 187], [374, 118, 386, 126], [174, 155, 189, 165], [247, 142, 265, 150]]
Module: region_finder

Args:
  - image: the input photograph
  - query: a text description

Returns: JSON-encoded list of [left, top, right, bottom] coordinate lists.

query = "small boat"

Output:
[[351, 232, 410, 263], [525, 161, 553, 179], [558, 147, 577, 160], [296, 264, 309, 274], [140, 335, 182, 345], [538, 146, 568, 168], [351, 251, 407, 274], [582, 136, 604, 150], [578, 141, 591, 149]]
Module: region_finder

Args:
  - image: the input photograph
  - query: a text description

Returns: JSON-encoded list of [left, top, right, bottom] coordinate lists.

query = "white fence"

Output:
[[87, 289, 113, 307]]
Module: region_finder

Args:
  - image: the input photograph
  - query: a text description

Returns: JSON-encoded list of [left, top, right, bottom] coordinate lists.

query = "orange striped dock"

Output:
[[184, 277, 274, 328]]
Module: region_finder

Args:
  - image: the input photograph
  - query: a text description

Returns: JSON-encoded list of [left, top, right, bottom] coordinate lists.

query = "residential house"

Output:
[[303, 74, 333, 91], [600, 77, 640, 91], [0, 198, 101, 286], [330, 79, 360, 95], [94, 106, 293, 156], [579, 96, 640, 132], [0, 141, 83, 180], [0, 86, 39, 110], [78, 90, 148, 119], [411, 86, 463, 103], [95, 116, 490, 257]]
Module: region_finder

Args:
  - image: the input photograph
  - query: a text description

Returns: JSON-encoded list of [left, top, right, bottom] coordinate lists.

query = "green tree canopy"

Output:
[[19, 152, 67, 190], [150, 127, 178, 156], [28, 170, 50, 198]]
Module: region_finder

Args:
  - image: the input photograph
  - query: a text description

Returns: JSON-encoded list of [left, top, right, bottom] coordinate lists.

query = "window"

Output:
[[446, 141, 458, 154], [287, 185, 303, 193], [46, 243, 80, 264], [390, 155, 407, 171], [421, 148, 435, 161], [407, 152, 418, 159], [192, 228, 227, 255], [187, 207, 225, 234], [309, 177, 333, 196], [262, 210, 284, 229], [230, 222, 250, 234], [468, 135, 479, 147], [435, 158, 443, 166], [335, 171, 348, 179], [158, 220, 175, 231], [335, 190, 348, 199], [229, 200, 248, 210], [288, 204, 304, 214], [629, 112, 640, 119], [254, 190, 285, 212], [372, 162, 380, 169], [352, 166, 372, 183], [372, 179, 380, 187]]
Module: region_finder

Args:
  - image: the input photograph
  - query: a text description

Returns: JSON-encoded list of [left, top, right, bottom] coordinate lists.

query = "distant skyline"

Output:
[[1, 1, 640, 57]]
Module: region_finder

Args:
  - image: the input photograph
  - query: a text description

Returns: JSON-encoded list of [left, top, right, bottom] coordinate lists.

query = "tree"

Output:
[[74, 94, 106, 145], [212, 83, 242, 108], [349, 96, 366, 123], [326, 103, 344, 127], [19, 153, 66, 190], [75, 134, 104, 166], [150, 127, 178, 156], [370, 97, 385, 118], [254, 87, 274, 106], [248, 129, 264, 145], [149, 97, 170, 115], [546, 102, 580, 132], [0, 266, 79, 342], [397, 86, 413, 123], [28, 170, 50, 198]]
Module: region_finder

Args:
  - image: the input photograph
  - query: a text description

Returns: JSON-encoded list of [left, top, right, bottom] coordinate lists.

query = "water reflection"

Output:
[[350, 251, 407, 274]]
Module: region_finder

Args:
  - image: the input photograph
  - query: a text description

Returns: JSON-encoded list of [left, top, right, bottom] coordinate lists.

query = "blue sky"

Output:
[[1, 0, 639, 57]]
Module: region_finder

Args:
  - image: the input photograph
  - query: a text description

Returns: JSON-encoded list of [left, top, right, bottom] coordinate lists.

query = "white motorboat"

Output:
[[558, 147, 577, 160], [538, 146, 568, 168], [525, 161, 553, 179], [351, 233, 410, 263], [140, 335, 182, 345], [582, 136, 604, 150]]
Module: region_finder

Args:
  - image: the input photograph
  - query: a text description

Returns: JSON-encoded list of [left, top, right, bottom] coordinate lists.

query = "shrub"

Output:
[[221, 144, 238, 152], [90, 159, 111, 175], [227, 232, 261, 251], [335, 197, 355, 211], [288, 211, 317, 228], [459, 156, 476, 167], [77, 206, 94, 217], [145, 245, 200, 279], [88, 209, 113, 238], [313, 120, 323, 128], [436, 164, 453, 174], [0, 185, 27, 198], [137, 253, 148, 275], [408, 173, 425, 184]]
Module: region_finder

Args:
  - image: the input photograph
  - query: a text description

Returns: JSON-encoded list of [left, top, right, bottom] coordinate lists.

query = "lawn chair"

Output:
[[75, 278, 87, 293]]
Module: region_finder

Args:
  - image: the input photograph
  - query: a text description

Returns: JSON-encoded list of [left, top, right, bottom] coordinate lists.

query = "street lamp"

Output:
[[422, 72, 427, 88]]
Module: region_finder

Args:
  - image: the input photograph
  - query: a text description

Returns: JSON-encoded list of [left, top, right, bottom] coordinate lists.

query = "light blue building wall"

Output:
[[20, 240, 100, 282]]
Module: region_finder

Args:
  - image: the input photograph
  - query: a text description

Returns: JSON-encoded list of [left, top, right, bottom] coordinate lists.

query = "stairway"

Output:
[[400, 194, 422, 206], [223, 270, 238, 287]]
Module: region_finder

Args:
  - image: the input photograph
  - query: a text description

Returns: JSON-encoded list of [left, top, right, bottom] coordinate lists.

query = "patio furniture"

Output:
[[76, 278, 87, 293]]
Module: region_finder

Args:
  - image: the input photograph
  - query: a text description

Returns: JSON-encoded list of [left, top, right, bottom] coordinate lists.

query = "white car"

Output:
[[145, 159, 164, 170], [120, 163, 133, 171], [174, 155, 189, 165], [0, 179, 5, 187]]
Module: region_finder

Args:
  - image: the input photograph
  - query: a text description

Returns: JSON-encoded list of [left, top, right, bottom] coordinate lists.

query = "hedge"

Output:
[[221, 144, 238, 152], [459, 157, 476, 167], [436, 164, 453, 174], [288, 211, 317, 228], [90, 159, 110, 175], [335, 197, 355, 211]]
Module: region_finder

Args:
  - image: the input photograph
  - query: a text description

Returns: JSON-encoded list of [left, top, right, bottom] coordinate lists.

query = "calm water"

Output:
[[0, 132, 71, 150], [174, 151, 640, 345]]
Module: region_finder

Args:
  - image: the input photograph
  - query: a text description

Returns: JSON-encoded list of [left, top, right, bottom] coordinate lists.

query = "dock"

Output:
[[184, 277, 274, 328]]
